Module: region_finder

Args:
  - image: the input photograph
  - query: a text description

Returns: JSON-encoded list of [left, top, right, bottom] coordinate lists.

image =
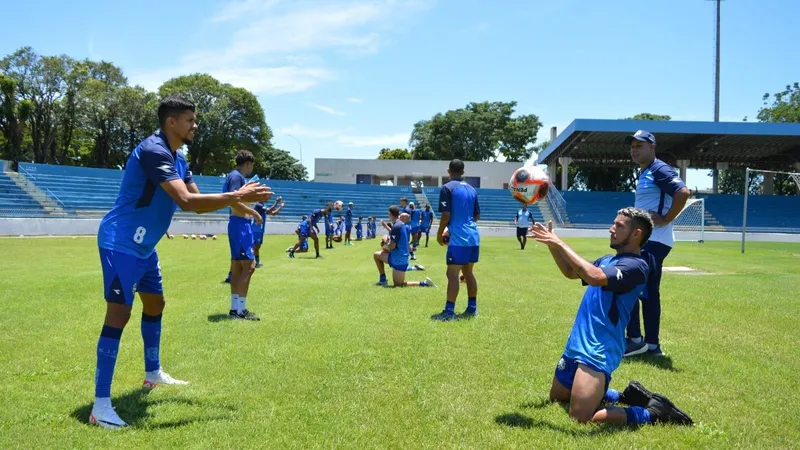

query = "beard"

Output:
[[182, 130, 194, 145], [610, 234, 631, 250]]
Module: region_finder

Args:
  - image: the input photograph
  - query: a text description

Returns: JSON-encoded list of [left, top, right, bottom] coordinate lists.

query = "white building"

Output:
[[314, 158, 522, 189]]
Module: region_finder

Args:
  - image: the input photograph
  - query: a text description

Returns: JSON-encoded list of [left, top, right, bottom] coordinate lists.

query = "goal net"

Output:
[[674, 198, 705, 243], [741, 168, 800, 253]]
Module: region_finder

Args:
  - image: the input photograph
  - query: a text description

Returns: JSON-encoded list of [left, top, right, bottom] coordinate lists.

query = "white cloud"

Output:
[[346, 97, 363, 103], [338, 133, 409, 147], [307, 103, 346, 116], [277, 124, 341, 139], [128, 0, 428, 96]]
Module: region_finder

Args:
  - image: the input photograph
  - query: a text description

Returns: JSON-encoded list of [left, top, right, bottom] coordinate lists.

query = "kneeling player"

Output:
[[373, 205, 434, 287], [530, 208, 692, 427]]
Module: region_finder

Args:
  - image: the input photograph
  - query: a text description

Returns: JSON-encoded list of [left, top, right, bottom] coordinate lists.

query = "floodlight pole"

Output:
[[741, 167, 749, 254], [714, 0, 721, 122]]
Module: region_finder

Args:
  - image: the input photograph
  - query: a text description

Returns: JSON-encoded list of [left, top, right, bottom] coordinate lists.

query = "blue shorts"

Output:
[[422, 225, 431, 234], [253, 232, 264, 245], [446, 245, 480, 265], [99, 247, 162, 306], [346, 223, 352, 231], [411, 226, 420, 234], [389, 257, 409, 272], [228, 216, 254, 260], [298, 224, 310, 238], [554, 354, 611, 393]]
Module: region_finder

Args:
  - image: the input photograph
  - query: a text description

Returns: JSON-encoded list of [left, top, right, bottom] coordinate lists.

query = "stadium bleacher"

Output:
[[3, 162, 798, 233], [423, 186, 545, 224]]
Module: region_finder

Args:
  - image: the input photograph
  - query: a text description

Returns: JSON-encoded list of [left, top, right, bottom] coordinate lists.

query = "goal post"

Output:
[[741, 167, 800, 253], [674, 197, 705, 243]]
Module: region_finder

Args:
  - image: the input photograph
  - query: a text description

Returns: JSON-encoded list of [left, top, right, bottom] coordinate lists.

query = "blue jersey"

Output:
[[438, 178, 480, 246], [389, 219, 410, 266], [346, 207, 353, 225], [410, 209, 421, 227], [253, 202, 267, 234], [635, 159, 686, 247], [324, 210, 333, 227], [421, 210, 434, 228], [516, 209, 534, 228], [98, 132, 193, 259], [223, 169, 247, 217], [355, 221, 363, 232], [309, 209, 324, 227], [564, 254, 650, 376]]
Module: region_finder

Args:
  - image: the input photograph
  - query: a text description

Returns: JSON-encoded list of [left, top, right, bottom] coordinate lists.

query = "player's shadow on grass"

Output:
[[208, 314, 232, 323], [496, 411, 626, 437], [71, 389, 236, 429], [622, 354, 679, 372]]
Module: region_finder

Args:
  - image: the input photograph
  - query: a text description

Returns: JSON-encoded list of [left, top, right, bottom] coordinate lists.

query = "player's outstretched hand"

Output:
[[530, 221, 561, 246], [239, 181, 273, 203]]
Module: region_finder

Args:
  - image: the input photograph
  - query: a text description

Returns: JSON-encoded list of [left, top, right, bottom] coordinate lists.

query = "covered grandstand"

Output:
[[537, 119, 800, 233]]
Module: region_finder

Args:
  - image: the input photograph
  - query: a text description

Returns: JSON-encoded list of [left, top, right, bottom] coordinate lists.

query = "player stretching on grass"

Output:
[[530, 208, 692, 427], [253, 196, 285, 268], [92, 96, 271, 429], [373, 205, 435, 287]]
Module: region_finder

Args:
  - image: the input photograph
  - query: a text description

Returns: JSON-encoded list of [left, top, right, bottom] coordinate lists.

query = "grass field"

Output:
[[1, 234, 799, 449]]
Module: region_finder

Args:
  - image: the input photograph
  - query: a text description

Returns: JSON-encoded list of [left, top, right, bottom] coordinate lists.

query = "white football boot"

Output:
[[89, 403, 128, 430], [142, 369, 189, 390]]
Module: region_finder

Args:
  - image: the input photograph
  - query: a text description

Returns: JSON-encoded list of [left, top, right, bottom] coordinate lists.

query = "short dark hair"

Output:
[[449, 159, 465, 174], [400, 197, 408, 203], [388, 205, 400, 219], [235, 150, 255, 166], [618, 207, 654, 246], [158, 96, 195, 128]]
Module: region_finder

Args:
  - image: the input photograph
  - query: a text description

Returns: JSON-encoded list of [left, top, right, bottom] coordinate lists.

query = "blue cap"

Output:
[[624, 130, 656, 145]]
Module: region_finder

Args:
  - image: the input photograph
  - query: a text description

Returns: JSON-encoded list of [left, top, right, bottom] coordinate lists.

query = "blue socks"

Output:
[[141, 313, 162, 373], [467, 297, 477, 313], [444, 301, 455, 315], [379, 273, 387, 283], [604, 388, 620, 404], [255, 256, 260, 265], [95, 325, 123, 398], [625, 406, 652, 425]]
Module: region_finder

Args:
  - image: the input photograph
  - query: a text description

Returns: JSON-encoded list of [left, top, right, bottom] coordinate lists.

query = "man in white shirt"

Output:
[[514, 205, 535, 250], [624, 130, 690, 357]]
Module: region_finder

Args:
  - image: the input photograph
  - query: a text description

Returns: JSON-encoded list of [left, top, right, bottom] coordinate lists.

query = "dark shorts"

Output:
[[554, 354, 611, 393], [516, 227, 528, 238], [99, 247, 163, 306], [253, 231, 264, 245], [446, 245, 480, 265], [228, 216, 254, 260]]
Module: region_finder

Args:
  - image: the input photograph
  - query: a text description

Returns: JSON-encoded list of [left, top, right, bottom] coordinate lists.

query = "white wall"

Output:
[[314, 158, 522, 189]]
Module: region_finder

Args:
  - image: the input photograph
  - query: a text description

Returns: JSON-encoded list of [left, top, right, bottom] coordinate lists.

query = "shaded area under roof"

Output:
[[537, 119, 800, 170]]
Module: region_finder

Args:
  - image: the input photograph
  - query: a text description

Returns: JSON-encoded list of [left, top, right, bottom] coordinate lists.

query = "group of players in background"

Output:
[[89, 96, 693, 430]]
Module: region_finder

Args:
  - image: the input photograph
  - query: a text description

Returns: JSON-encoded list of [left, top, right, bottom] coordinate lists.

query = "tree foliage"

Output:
[[0, 47, 305, 179], [408, 101, 541, 162], [377, 148, 411, 160], [757, 82, 800, 123]]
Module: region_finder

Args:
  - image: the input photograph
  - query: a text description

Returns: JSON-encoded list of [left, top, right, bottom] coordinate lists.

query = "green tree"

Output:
[[256, 147, 307, 181], [409, 101, 541, 162], [717, 168, 762, 195], [377, 148, 411, 160], [0, 74, 33, 165], [159, 74, 273, 175], [757, 82, 800, 123]]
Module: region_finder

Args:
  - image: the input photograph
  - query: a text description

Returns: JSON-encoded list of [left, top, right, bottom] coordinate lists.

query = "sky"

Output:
[[3, 0, 800, 189]]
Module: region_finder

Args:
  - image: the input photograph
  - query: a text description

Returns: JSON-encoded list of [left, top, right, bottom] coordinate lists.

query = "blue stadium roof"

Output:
[[537, 119, 800, 170]]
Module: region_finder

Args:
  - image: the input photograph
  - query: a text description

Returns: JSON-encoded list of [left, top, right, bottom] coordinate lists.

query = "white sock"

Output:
[[631, 337, 643, 344], [230, 294, 239, 312], [238, 296, 246, 313], [94, 397, 112, 408]]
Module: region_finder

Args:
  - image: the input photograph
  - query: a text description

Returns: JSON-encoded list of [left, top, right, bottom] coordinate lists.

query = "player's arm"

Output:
[[651, 165, 691, 226], [532, 222, 579, 279], [270, 201, 285, 215], [141, 149, 270, 211], [437, 186, 452, 244], [530, 222, 608, 284], [387, 225, 400, 250]]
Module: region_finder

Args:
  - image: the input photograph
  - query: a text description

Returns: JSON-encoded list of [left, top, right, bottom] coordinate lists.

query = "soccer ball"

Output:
[[199, 235, 207, 240], [334, 200, 344, 211], [183, 234, 189, 239], [211, 235, 217, 240], [442, 228, 450, 245], [509, 164, 550, 205], [191, 234, 197, 240], [381, 234, 391, 253]]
